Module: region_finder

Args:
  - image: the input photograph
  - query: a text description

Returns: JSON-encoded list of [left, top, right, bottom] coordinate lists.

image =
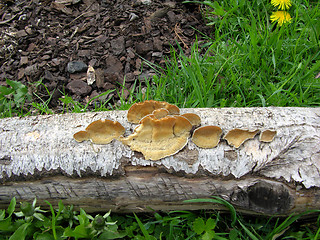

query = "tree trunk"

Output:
[[0, 107, 319, 215]]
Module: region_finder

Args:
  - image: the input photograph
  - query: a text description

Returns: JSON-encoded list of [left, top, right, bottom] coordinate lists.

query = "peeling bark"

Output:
[[0, 107, 319, 215]]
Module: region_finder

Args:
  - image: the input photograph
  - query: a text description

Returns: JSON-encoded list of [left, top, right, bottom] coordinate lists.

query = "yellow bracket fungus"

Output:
[[260, 130, 277, 142], [223, 129, 259, 148], [121, 115, 192, 161], [73, 119, 125, 144], [181, 113, 201, 126], [73, 100, 277, 160], [151, 108, 169, 119], [191, 126, 223, 148], [127, 100, 180, 124]]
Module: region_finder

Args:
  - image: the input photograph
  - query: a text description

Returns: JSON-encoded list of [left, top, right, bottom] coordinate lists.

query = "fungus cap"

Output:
[[181, 113, 201, 126], [73, 119, 125, 144], [127, 100, 180, 123], [260, 130, 277, 142], [73, 131, 89, 142], [173, 116, 193, 136], [121, 115, 191, 160], [152, 108, 169, 119], [151, 116, 176, 141], [191, 126, 222, 148], [223, 128, 259, 148]]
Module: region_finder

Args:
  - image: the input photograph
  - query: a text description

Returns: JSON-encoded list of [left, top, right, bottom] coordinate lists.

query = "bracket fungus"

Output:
[[121, 115, 192, 160], [191, 126, 223, 148], [152, 108, 169, 119], [260, 130, 277, 142], [223, 129, 259, 148], [73, 119, 125, 144], [181, 113, 201, 126], [73, 100, 277, 161], [127, 100, 180, 124]]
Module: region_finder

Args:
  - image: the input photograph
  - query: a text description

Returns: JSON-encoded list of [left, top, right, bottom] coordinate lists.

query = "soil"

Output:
[[0, 0, 212, 112]]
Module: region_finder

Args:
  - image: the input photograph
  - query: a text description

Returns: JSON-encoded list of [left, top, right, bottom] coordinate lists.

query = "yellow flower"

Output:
[[270, 11, 292, 26], [271, 0, 292, 10]]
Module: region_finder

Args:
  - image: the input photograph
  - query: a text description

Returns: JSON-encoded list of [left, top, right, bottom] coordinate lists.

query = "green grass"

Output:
[[141, 0, 320, 108], [0, 77, 137, 118], [1, 197, 320, 239]]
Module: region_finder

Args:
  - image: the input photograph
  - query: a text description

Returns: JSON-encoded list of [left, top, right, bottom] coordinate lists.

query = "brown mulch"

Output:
[[0, 0, 211, 112]]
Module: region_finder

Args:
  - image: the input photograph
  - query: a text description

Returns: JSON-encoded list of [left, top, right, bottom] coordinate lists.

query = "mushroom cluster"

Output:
[[126, 100, 180, 124], [74, 100, 277, 160], [121, 100, 199, 160]]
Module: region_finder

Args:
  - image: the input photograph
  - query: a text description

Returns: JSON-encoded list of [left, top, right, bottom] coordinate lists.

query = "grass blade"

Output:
[[134, 213, 151, 240], [184, 196, 237, 226]]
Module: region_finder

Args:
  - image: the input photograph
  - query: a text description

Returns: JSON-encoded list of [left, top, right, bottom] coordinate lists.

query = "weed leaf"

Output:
[[9, 222, 31, 240], [193, 217, 205, 234]]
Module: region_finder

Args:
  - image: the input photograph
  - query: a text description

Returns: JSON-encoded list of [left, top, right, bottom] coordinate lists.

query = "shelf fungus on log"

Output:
[[121, 115, 192, 160], [191, 125, 223, 148], [260, 130, 277, 142], [1, 107, 319, 215], [127, 100, 180, 124], [73, 119, 125, 144], [223, 128, 260, 148]]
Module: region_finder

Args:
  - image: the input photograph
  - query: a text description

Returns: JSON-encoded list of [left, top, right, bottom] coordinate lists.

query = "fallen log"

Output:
[[0, 107, 319, 215]]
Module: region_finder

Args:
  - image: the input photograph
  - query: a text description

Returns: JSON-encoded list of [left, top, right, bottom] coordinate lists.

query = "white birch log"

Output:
[[0, 107, 319, 215]]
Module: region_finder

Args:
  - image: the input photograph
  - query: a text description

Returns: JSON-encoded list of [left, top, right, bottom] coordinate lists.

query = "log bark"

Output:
[[0, 107, 319, 215]]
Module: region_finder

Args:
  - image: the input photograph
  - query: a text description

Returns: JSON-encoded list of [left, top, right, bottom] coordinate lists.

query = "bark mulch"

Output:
[[0, 0, 212, 112]]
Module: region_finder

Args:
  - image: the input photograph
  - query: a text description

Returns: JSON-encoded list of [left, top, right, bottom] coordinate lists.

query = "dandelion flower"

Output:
[[270, 11, 292, 26], [271, 0, 292, 10]]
